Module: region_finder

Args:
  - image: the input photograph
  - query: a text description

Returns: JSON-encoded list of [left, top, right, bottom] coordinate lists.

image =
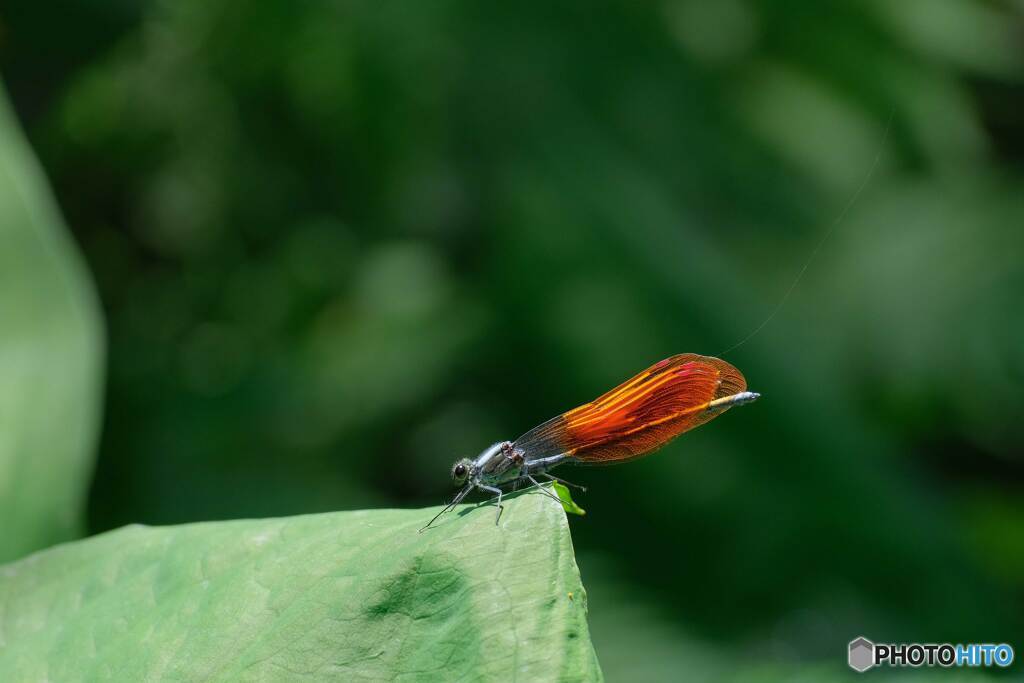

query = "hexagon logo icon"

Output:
[[849, 636, 875, 672]]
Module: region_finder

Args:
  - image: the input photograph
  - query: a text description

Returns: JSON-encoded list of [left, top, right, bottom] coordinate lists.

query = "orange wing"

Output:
[[514, 354, 748, 464]]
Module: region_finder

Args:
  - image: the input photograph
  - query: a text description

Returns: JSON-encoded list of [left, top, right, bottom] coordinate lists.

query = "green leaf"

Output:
[[552, 482, 586, 516], [0, 491, 602, 682], [0, 83, 105, 562]]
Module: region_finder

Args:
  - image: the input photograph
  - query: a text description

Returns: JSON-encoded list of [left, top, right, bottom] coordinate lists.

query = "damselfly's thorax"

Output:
[[469, 440, 526, 486]]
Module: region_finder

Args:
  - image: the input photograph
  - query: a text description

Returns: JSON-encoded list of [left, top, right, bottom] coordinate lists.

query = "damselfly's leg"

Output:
[[539, 472, 586, 492], [524, 475, 565, 505], [478, 484, 504, 525], [419, 483, 474, 533]]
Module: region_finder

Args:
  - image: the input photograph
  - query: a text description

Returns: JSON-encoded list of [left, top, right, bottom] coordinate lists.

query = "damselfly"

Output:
[[421, 353, 758, 530]]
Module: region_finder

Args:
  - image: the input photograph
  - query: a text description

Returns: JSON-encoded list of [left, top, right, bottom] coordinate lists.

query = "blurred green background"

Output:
[[2, 0, 1023, 679]]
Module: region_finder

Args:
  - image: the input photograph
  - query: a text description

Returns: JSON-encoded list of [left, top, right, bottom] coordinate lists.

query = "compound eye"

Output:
[[451, 458, 473, 485]]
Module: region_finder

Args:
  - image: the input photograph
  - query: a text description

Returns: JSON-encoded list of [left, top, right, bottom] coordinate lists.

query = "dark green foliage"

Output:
[[1, 0, 1023, 678]]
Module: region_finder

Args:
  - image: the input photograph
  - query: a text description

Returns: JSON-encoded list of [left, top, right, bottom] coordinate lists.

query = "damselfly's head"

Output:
[[421, 459, 477, 532], [451, 458, 474, 487]]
